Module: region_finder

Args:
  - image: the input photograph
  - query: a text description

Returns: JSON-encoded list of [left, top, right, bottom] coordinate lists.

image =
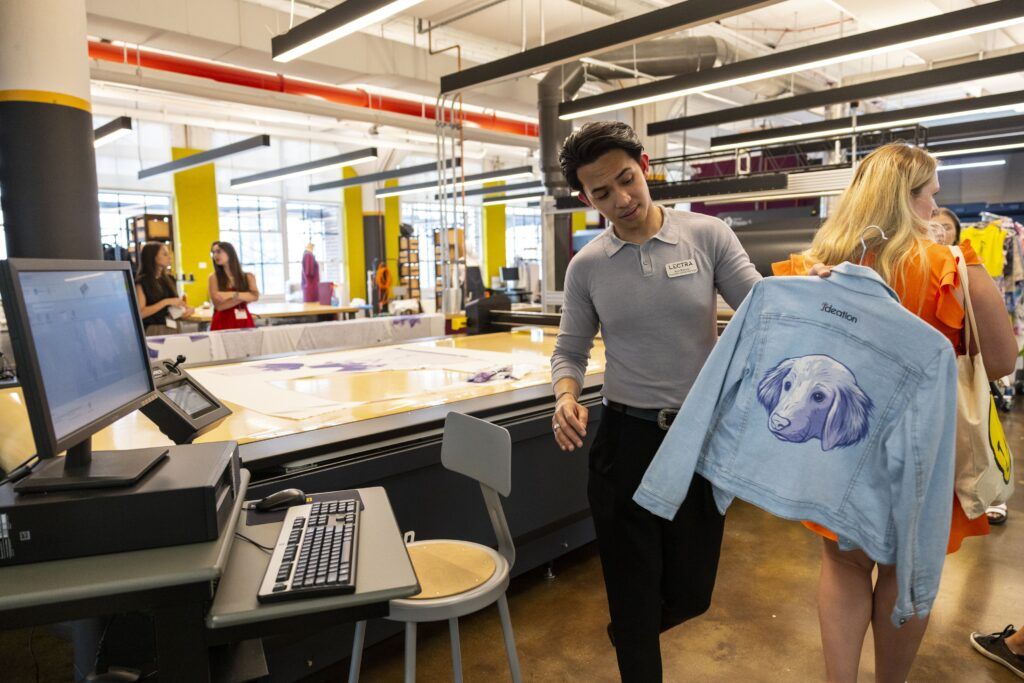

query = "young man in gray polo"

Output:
[[550, 121, 761, 681]]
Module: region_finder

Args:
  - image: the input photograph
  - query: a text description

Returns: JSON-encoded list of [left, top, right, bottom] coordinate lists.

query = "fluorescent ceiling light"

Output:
[[93, 116, 132, 147], [703, 190, 842, 205], [937, 159, 1007, 171], [932, 140, 1024, 158], [138, 134, 270, 180], [376, 165, 535, 198], [481, 191, 546, 206], [230, 148, 378, 188], [649, 52, 1024, 136], [309, 158, 461, 192], [560, 0, 1024, 120], [709, 91, 1024, 151], [272, 0, 425, 63]]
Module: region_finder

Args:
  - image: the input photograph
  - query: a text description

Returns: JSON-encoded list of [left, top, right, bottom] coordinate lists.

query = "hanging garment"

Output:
[[633, 263, 958, 628], [960, 222, 1006, 277]]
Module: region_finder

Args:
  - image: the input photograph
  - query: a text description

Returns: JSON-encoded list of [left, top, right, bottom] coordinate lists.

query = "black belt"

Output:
[[603, 399, 678, 430]]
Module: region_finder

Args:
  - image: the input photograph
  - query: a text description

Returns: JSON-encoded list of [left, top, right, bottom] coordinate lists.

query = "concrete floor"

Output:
[[344, 406, 1024, 683], [6, 406, 1024, 682]]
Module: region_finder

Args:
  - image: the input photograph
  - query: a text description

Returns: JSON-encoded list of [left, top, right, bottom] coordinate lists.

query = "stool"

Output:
[[348, 412, 522, 682]]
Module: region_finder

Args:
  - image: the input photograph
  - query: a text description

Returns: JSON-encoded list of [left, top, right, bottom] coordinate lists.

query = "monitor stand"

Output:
[[15, 438, 169, 494]]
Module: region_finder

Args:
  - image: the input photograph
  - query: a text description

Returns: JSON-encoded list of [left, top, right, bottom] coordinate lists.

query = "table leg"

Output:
[[152, 601, 210, 682]]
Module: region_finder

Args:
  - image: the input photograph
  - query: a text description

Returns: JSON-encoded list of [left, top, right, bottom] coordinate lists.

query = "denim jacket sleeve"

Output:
[[632, 283, 764, 520], [887, 346, 957, 626]]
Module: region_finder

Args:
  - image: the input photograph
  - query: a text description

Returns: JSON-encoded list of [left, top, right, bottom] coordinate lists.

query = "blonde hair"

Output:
[[807, 143, 937, 291]]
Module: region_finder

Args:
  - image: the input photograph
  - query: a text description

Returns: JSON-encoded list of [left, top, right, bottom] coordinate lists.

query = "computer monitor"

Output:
[[0, 259, 168, 492], [500, 266, 520, 282]]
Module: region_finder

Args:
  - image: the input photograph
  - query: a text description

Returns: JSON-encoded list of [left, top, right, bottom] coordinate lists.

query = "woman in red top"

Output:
[[208, 241, 259, 331]]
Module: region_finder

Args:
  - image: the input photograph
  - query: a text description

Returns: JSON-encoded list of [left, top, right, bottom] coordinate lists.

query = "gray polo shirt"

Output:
[[551, 207, 761, 409]]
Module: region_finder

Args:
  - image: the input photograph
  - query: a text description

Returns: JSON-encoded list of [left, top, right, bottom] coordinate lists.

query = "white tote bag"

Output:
[[951, 245, 1014, 519]]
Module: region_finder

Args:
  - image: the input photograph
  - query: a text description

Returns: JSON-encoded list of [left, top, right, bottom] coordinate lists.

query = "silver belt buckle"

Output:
[[657, 409, 678, 431]]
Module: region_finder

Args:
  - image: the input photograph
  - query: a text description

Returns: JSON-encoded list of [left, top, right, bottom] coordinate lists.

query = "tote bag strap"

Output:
[[950, 245, 980, 356]]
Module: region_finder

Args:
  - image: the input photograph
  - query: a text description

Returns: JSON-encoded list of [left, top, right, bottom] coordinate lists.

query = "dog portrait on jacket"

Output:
[[756, 355, 873, 451]]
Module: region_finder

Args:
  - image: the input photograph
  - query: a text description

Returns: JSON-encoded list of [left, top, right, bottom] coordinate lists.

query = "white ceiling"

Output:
[[83, 0, 1024, 158]]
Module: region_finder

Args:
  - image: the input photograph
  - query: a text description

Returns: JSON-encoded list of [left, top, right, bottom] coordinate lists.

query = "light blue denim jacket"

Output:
[[633, 263, 958, 627]]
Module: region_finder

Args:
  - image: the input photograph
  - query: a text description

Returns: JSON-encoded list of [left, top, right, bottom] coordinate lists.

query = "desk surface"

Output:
[[0, 331, 605, 471], [207, 486, 417, 629], [185, 303, 361, 323], [0, 469, 249, 613]]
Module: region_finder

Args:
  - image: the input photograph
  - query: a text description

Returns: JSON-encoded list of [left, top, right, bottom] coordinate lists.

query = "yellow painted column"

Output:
[[343, 166, 366, 300], [383, 178, 400, 272], [481, 181, 506, 285], [572, 211, 588, 232], [171, 147, 219, 305]]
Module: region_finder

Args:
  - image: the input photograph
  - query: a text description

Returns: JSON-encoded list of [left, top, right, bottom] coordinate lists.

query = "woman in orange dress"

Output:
[[772, 143, 1017, 683]]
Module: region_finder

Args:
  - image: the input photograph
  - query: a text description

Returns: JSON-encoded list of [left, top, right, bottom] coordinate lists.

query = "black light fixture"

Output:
[[230, 147, 378, 188], [929, 133, 1024, 158], [138, 135, 271, 180], [648, 52, 1024, 135], [435, 179, 544, 200], [561, 0, 1024, 121], [709, 90, 1024, 150], [439, 0, 781, 93], [272, 0, 426, 63], [93, 116, 133, 148], [375, 165, 535, 198], [481, 191, 547, 206], [308, 158, 461, 192]]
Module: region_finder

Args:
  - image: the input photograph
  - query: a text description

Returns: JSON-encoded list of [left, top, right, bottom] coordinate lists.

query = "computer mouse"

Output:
[[254, 488, 307, 512]]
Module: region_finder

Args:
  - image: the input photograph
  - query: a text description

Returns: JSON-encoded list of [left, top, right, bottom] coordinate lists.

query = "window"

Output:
[[506, 207, 543, 263], [286, 201, 342, 287], [400, 202, 482, 292], [98, 191, 173, 248], [218, 195, 283, 296]]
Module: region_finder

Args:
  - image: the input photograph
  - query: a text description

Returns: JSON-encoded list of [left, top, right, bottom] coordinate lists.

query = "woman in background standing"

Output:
[[208, 241, 259, 331], [135, 241, 192, 335]]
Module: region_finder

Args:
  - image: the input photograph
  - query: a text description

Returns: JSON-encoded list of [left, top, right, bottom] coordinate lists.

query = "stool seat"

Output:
[[406, 540, 497, 600]]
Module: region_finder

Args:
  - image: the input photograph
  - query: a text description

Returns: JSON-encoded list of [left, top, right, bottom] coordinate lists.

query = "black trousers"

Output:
[[588, 407, 726, 683]]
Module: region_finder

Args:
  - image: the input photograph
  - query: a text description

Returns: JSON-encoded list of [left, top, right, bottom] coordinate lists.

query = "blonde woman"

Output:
[[773, 143, 1017, 683]]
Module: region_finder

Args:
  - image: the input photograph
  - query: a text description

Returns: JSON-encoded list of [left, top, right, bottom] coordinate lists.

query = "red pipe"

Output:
[[88, 40, 538, 138]]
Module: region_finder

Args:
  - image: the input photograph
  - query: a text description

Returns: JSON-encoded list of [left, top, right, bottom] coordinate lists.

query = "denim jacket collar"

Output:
[[828, 262, 901, 303]]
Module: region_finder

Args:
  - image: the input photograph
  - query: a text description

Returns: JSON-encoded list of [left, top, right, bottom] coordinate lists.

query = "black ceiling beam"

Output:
[[309, 158, 461, 192], [648, 52, 1024, 135], [438, 0, 781, 94], [562, 1, 1024, 121], [709, 89, 1024, 148]]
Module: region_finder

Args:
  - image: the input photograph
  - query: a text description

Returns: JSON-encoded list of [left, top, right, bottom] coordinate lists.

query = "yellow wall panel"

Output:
[[171, 147, 219, 305], [343, 167, 366, 300]]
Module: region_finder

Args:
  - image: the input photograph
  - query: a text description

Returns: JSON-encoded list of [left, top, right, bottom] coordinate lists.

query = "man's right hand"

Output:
[[553, 394, 589, 452]]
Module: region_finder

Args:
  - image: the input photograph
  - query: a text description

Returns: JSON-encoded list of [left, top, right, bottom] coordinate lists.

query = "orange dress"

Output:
[[771, 240, 990, 553]]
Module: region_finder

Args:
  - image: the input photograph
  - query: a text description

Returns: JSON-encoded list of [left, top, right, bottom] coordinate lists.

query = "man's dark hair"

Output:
[[559, 121, 645, 193]]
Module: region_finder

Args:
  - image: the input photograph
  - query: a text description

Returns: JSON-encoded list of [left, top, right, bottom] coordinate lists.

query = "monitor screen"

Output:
[[500, 267, 520, 281], [18, 269, 153, 444], [164, 381, 217, 418]]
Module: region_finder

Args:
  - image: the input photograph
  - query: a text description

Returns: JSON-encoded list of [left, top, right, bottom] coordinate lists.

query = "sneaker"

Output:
[[971, 625, 1024, 679]]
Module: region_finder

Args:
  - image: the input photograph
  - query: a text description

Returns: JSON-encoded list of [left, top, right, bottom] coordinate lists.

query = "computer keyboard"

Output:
[[257, 499, 360, 603]]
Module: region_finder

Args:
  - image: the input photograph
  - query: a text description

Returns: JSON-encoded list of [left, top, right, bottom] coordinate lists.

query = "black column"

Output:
[[0, 99, 102, 259]]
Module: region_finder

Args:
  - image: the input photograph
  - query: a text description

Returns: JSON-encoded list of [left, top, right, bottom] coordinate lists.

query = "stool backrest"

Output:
[[441, 412, 515, 567]]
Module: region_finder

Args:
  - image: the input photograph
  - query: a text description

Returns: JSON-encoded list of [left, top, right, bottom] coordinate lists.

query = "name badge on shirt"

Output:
[[666, 259, 698, 278], [234, 308, 248, 320]]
